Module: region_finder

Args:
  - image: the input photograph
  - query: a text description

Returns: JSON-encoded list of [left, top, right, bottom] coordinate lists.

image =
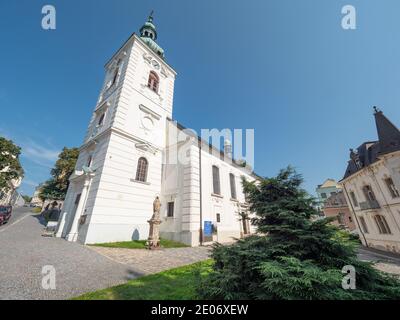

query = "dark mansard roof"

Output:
[[342, 108, 400, 180]]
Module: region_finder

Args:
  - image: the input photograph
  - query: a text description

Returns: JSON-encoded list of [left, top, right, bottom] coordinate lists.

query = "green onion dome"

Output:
[[140, 12, 165, 59]]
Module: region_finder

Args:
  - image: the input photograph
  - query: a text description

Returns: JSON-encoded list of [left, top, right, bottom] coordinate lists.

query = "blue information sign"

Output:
[[204, 221, 213, 237]]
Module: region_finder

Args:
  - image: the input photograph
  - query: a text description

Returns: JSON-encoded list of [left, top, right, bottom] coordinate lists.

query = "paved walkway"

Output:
[[0, 208, 137, 300], [89, 246, 211, 275], [3, 207, 399, 299], [358, 246, 400, 276], [91, 244, 400, 277], [0, 207, 211, 300]]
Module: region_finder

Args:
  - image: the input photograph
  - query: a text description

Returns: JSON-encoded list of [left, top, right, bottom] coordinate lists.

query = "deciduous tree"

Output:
[[0, 137, 23, 191], [39, 147, 79, 201]]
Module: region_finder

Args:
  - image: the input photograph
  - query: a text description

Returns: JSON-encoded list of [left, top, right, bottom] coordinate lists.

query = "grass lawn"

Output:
[[91, 238, 189, 249], [74, 260, 213, 300], [31, 207, 42, 214]]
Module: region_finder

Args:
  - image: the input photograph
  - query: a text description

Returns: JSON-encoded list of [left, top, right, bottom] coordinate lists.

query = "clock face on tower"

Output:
[[151, 60, 160, 70]]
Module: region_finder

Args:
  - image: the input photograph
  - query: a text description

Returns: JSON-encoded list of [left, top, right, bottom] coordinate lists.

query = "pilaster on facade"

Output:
[[181, 146, 201, 232]]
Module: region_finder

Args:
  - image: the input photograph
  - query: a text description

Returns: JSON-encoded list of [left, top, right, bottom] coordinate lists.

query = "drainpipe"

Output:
[[343, 184, 368, 247], [198, 139, 203, 246]]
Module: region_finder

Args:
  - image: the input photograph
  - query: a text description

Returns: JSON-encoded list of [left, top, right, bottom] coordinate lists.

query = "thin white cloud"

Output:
[[0, 129, 60, 168], [21, 141, 60, 168], [0, 127, 60, 194], [22, 179, 39, 187]]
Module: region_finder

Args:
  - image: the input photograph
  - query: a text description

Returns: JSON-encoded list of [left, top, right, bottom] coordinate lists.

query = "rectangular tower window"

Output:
[[86, 155, 93, 167], [167, 202, 174, 218], [98, 113, 105, 126], [216, 213, 221, 223]]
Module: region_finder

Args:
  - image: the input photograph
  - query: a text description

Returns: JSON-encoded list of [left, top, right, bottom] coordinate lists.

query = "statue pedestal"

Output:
[[147, 218, 162, 250]]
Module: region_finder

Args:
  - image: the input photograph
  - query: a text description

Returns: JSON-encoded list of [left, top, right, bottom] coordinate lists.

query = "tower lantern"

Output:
[[139, 11, 165, 59]]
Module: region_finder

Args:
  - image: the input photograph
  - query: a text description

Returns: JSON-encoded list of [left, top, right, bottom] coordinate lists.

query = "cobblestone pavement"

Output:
[[89, 246, 212, 275], [358, 246, 400, 276], [3, 207, 399, 299], [0, 207, 211, 299], [373, 263, 400, 277], [90, 244, 400, 277], [0, 208, 137, 300]]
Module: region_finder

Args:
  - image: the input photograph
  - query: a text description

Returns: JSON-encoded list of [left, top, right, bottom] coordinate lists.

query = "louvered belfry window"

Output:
[[148, 71, 159, 93]]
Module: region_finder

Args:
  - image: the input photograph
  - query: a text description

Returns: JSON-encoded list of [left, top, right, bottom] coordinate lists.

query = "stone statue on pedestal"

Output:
[[147, 196, 162, 250]]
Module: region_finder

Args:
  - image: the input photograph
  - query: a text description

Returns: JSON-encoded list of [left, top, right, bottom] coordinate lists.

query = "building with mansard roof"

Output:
[[340, 108, 400, 253], [55, 15, 257, 246]]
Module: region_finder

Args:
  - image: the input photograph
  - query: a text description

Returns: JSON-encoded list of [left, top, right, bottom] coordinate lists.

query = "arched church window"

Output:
[[136, 157, 149, 182], [147, 71, 159, 93]]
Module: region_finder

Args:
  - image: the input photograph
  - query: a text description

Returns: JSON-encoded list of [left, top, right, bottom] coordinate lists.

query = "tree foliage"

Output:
[[39, 147, 79, 201], [198, 167, 400, 300], [21, 195, 32, 203], [0, 137, 24, 191]]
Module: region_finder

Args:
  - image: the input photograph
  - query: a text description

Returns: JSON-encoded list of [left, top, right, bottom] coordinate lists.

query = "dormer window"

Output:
[[147, 71, 159, 93]]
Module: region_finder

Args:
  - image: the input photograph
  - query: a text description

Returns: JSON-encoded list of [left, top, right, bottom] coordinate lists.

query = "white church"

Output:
[[55, 14, 258, 246]]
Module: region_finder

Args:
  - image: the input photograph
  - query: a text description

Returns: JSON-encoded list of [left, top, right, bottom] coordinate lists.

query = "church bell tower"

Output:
[[56, 13, 177, 244]]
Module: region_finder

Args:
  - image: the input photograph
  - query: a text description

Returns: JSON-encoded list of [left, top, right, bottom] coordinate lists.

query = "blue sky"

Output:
[[1, 0, 400, 196]]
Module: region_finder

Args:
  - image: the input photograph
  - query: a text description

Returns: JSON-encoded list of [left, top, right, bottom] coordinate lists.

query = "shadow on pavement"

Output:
[[31, 214, 47, 226]]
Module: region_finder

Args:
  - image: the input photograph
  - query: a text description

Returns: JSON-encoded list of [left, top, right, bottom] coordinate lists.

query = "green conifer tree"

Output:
[[199, 167, 400, 300]]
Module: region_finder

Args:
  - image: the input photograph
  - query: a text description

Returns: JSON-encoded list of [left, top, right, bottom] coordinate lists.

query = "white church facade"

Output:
[[55, 15, 258, 246]]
